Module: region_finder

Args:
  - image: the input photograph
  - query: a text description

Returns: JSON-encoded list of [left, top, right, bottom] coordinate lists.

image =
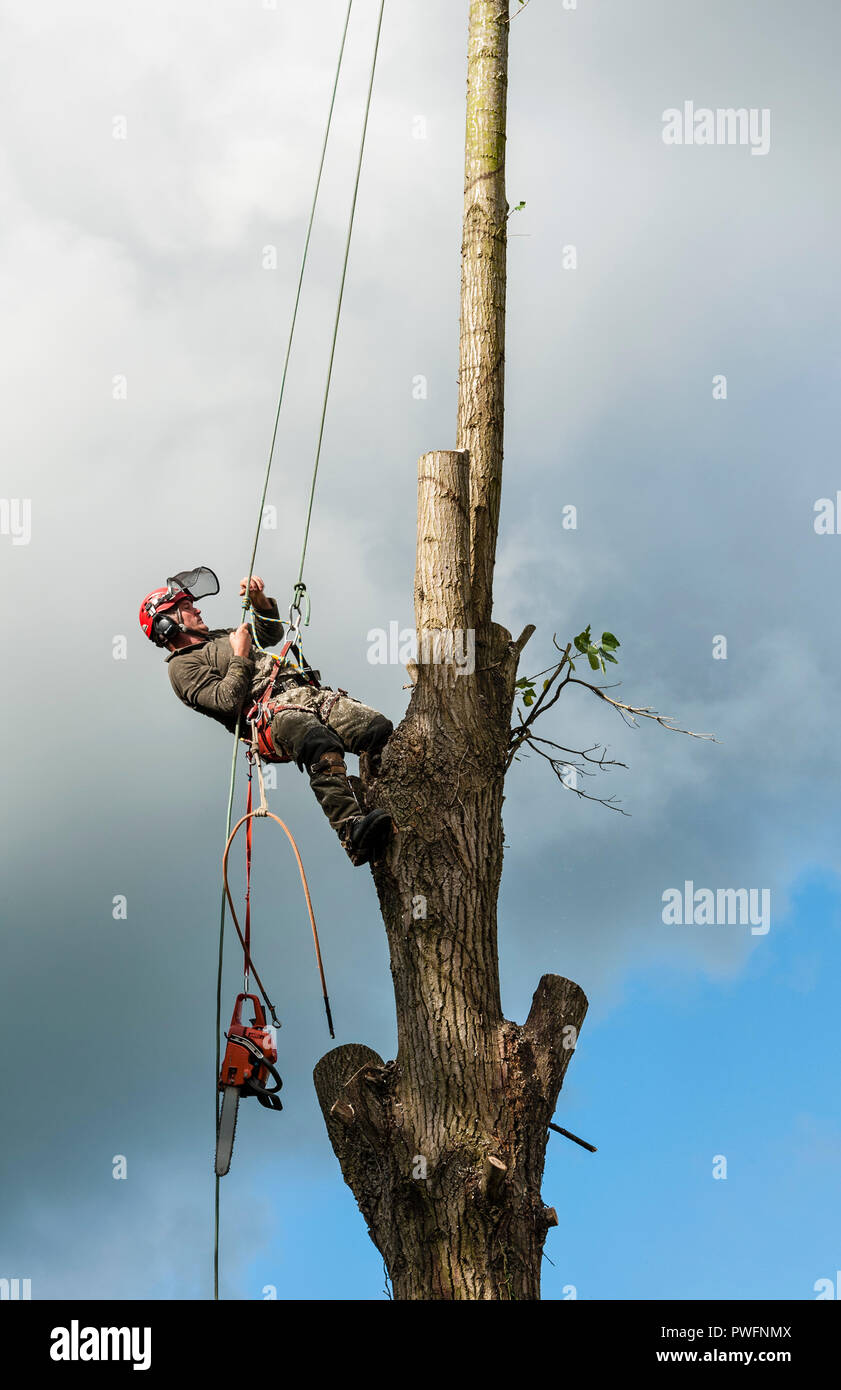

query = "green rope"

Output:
[[213, 731, 240, 1301], [240, 1, 356, 617], [214, 0, 354, 1303], [296, 0, 387, 589]]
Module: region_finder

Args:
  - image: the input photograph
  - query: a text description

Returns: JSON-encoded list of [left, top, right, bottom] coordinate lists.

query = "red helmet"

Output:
[[139, 586, 190, 646], [139, 567, 220, 647]]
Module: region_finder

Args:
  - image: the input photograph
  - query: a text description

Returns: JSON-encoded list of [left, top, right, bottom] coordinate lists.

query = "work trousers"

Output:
[[268, 682, 393, 835]]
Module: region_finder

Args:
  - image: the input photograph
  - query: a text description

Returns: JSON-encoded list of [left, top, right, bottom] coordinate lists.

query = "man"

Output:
[[139, 568, 395, 866]]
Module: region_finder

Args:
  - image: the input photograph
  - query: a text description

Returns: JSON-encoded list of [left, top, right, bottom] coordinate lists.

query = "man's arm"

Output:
[[252, 597, 283, 649], [240, 575, 284, 650], [168, 630, 254, 719]]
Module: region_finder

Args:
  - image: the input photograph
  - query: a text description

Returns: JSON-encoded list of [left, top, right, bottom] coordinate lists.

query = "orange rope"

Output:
[[222, 810, 335, 1037]]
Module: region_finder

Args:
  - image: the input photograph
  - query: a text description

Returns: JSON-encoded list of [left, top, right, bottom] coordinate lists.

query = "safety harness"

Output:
[[243, 606, 321, 764], [241, 585, 351, 766]]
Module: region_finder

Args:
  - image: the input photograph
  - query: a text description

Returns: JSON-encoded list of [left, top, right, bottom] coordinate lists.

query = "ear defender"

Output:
[[152, 612, 183, 646]]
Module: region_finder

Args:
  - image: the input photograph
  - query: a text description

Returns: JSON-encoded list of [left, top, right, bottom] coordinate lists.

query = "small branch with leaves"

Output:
[[507, 626, 716, 810]]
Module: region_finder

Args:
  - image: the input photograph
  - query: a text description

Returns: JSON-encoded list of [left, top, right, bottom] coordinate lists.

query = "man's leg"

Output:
[[314, 690, 394, 774], [270, 697, 393, 865], [307, 689, 395, 860]]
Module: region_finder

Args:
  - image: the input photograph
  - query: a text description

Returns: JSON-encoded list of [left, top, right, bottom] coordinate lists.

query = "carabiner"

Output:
[[289, 581, 311, 629]]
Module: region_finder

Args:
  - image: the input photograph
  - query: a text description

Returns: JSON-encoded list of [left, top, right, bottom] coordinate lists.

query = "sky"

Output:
[[1, 0, 839, 1302]]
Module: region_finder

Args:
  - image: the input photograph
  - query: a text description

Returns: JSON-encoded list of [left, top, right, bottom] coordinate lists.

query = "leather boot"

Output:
[[308, 751, 394, 866]]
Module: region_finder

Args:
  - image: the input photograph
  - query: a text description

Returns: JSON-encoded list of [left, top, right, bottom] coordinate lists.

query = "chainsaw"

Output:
[[215, 993, 283, 1177]]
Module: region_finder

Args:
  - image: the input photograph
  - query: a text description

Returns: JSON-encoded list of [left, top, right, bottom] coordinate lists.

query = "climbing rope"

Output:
[[239, 0, 354, 616], [221, 772, 335, 1040], [213, 0, 386, 1301], [295, 0, 387, 591]]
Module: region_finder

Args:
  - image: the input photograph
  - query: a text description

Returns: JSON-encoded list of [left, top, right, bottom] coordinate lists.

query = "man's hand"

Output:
[[239, 575, 272, 613], [229, 624, 253, 660]]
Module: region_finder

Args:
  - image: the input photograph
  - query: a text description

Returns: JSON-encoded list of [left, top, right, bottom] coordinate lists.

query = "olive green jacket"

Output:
[[166, 598, 295, 735]]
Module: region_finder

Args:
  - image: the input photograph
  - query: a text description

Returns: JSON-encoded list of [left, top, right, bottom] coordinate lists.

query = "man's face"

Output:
[[176, 599, 209, 635]]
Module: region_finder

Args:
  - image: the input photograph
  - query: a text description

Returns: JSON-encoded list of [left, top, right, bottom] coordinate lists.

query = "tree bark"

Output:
[[313, 1, 589, 1300], [457, 0, 510, 645]]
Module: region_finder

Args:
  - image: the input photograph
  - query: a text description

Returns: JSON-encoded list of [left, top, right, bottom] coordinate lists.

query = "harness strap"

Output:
[[244, 665, 343, 765], [249, 733, 269, 813], [276, 632, 300, 665], [317, 687, 348, 724], [244, 772, 253, 985], [243, 661, 296, 763]]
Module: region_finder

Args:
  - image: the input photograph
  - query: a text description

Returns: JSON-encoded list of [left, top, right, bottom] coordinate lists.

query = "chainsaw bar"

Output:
[[215, 1085, 240, 1177]]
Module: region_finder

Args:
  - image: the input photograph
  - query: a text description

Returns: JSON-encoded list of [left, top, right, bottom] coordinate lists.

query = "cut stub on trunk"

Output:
[[313, 973, 588, 1301]]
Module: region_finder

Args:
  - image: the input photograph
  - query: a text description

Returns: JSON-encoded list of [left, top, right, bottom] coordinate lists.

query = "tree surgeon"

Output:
[[139, 567, 395, 866]]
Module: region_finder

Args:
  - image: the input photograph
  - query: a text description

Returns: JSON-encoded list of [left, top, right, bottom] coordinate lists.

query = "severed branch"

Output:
[[482, 1154, 508, 1204], [524, 974, 588, 1104]]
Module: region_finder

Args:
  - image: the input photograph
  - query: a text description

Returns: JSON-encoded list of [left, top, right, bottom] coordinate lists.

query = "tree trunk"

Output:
[[457, 0, 509, 646], [313, 1, 588, 1301]]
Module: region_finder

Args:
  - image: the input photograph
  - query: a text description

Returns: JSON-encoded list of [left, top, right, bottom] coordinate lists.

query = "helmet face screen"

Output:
[[167, 567, 220, 602]]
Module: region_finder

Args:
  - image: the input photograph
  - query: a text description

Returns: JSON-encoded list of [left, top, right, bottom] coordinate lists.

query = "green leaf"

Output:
[[573, 627, 591, 653], [523, 691, 535, 706], [601, 631, 620, 650], [542, 679, 550, 691], [601, 651, 618, 664], [587, 651, 601, 671]]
